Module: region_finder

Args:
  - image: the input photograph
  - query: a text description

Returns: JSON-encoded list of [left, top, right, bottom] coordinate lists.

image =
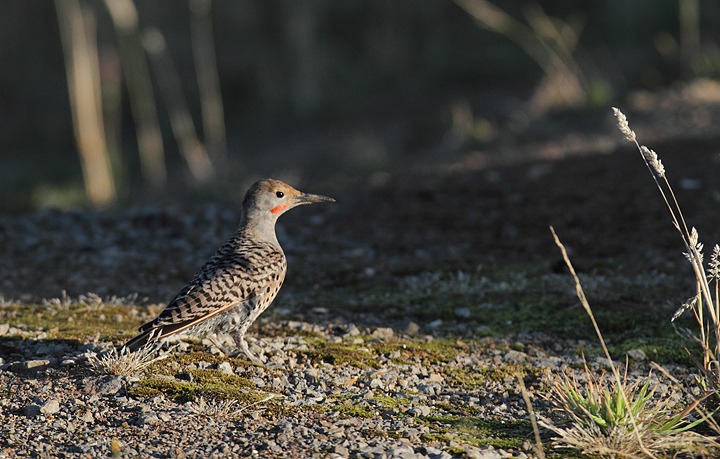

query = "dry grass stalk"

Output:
[[454, 0, 588, 115], [551, 227, 654, 458], [190, 0, 227, 168], [86, 341, 171, 377], [517, 374, 546, 459], [612, 108, 720, 392]]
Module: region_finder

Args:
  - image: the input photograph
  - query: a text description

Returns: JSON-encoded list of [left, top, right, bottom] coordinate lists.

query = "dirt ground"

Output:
[[3, 102, 720, 314]]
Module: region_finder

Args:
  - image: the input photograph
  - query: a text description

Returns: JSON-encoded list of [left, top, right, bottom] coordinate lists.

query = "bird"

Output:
[[122, 178, 335, 364]]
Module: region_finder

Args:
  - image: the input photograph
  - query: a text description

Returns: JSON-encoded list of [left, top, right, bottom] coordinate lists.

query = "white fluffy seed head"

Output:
[[690, 227, 699, 247], [612, 107, 636, 142], [640, 146, 666, 178], [709, 245, 720, 279]]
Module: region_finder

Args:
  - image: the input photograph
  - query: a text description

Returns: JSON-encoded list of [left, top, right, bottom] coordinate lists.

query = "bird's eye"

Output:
[[276, 191, 285, 198]]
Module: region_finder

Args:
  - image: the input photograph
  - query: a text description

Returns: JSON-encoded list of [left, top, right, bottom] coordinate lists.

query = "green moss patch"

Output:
[[305, 266, 694, 340], [423, 415, 531, 450], [372, 395, 410, 408], [420, 432, 454, 444], [147, 351, 256, 373], [445, 365, 543, 391], [128, 378, 201, 402], [609, 337, 698, 367], [127, 352, 265, 402], [433, 401, 479, 416], [336, 404, 376, 418], [128, 372, 261, 403], [0, 301, 155, 342], [297, 265, 704, 372], [299, 342, 381, 368]]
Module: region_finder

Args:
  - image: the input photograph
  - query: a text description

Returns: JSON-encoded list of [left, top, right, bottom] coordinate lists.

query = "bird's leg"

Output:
[[232, 333, 264, 366], [207, 335, 233, 356]]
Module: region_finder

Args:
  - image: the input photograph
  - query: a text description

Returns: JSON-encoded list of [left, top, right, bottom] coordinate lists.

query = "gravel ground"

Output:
[[0, 317, 692, 459]]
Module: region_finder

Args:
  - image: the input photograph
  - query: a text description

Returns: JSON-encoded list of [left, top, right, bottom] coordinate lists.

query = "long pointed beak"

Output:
[[294, 193, 335, 205]]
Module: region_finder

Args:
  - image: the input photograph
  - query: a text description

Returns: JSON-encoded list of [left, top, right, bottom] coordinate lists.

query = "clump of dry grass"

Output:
[[544, 417, 713, 459], [544, 362, 712, 458], [86, 341, 171, 377], [544, 229, 717, 458], [187, 394, 278, 421]]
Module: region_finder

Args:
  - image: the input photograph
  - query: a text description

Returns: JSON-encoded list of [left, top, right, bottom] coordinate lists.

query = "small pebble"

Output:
[[137, 411, 160, 426], [79, 411, 94, 423], [217, 361, 234, 375], [404, 322, 420, 335], [11, 359, 51, 373], [503, 350, 527, 363], [40, 399, 61, 415], [372, 327, 394, 339], [427, 319, 443, 329], [23, 405, 41, 417], [84, 376, 122, 396], [343, 324, 361, 337], [409, 405, 431, 416], [627, 348, 647, 360]]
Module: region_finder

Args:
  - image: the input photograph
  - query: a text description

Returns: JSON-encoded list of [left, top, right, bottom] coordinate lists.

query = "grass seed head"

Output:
[[640, 146, 665, 178], [612, 107, 636, 142], [709, 245, 720, 279], [672, 294, 700, 322]]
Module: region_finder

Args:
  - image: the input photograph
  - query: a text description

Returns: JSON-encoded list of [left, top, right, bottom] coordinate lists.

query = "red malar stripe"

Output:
[[271, 203, 289, 214]]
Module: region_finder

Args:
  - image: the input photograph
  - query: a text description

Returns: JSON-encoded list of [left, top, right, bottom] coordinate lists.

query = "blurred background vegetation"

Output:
[[1, 0, 719, 212]]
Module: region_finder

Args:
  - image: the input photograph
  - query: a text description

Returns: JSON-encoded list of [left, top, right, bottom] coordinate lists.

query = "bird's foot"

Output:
[[246, 353, 265, 366], [232, 335, 265, 366]]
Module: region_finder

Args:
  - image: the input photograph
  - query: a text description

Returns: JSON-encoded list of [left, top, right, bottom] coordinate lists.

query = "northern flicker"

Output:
[[122, 179, 334, 364]]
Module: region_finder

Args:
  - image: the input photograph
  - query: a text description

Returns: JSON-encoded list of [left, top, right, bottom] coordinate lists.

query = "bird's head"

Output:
[[242, 179, 335, 221]]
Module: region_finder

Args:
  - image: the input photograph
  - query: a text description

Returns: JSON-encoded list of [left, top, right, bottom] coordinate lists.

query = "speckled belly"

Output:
[[182, 289, 278, 339], [184, 302, 253, 336]]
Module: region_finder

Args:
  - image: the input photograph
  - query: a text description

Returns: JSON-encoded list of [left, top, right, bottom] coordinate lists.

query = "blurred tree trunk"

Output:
[[190, 0, 227, 171], [285, 0, 323, 116], [104, 0, 167, 195], [679, 0, 701, 77], [143, 28, 215, 185], [55, 0, 116, 208]]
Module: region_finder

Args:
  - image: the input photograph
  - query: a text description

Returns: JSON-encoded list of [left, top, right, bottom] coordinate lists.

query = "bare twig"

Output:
[[517, 374, 545, 459]]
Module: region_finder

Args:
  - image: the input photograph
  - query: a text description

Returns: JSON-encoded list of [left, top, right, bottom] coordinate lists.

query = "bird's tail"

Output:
[[121, 329, 159, 353]]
